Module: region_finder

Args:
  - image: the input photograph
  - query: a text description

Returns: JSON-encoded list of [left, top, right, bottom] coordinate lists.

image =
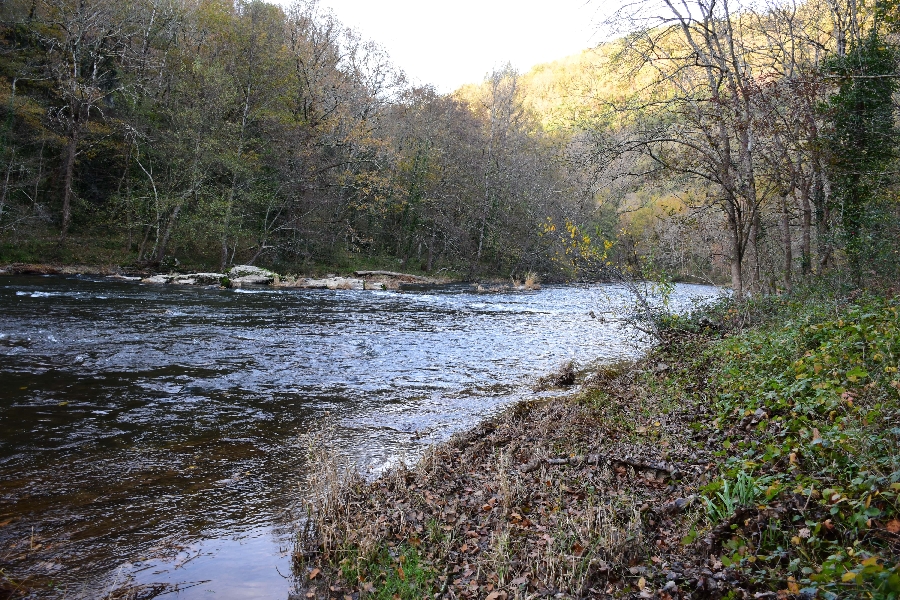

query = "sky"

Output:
[[274, 0, 606, 92]]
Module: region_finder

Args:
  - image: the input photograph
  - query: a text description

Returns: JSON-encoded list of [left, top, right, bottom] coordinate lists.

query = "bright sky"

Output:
[[274, 0, 606, 92]]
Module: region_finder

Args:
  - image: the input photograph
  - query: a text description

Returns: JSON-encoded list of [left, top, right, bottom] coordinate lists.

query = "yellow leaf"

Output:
[[637, 577, 646, 591], [842, 571, 857, 583], [787, 576, 800, 593]]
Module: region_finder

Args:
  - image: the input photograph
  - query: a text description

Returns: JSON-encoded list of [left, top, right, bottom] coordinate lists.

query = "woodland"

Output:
[[1, 1, 899, 598], [0, 0, 897, 288]]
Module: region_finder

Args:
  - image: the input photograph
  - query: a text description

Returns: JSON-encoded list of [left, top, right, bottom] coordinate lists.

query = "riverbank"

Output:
[[0, 262, 458, 289], [295, 288, 900, 599]]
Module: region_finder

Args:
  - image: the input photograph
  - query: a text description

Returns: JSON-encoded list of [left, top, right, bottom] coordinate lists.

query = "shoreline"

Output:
[[0, 262, 460, 290], [294, 355, 722, 600], [291, 290, 900, 599]]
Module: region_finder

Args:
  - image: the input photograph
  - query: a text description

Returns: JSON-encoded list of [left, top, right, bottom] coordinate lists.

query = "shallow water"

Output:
[[0, 276, 719, 597]]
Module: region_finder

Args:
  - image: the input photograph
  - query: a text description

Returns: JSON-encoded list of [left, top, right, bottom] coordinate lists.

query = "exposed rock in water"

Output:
[[533, 359, 576, 390], [228, 265, 275, 286], [276, 276, 365, 290], [141, 273, 226, 286]]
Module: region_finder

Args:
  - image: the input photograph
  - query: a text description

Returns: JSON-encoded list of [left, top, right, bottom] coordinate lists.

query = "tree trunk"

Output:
[[0, 154, 12, 223], [799, 180, 812, 276], [814, 166, 832, 273], [426, 229, 435, 272], [60, 125, 79, 240], [781, 195, 793, 293], [727, 203, 744, 298], [750, 210, 761, 289], [155, 202, 182, 264]]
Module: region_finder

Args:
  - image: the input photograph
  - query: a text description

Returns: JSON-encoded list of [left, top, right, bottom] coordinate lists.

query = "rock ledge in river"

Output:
[[141, 272, 226, 285], [228, 265, 275, 286]]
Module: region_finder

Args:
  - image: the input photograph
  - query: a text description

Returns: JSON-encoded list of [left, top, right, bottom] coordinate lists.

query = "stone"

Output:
[[141, 275, 175, 284], [229, 265, 274, 279], [228, 265, 274, 286], [231, 275, 275, 287], [191, 272, 226, 285]]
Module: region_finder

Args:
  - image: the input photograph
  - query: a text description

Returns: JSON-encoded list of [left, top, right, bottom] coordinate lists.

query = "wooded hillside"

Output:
[[0, 0, 898, 288]]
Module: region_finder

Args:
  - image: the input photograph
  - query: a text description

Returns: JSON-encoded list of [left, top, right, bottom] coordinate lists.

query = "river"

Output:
[[0, 275, 718, 598]]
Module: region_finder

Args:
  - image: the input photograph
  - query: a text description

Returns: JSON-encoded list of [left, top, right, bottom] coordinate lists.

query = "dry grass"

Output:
[[294, 361, 718, 598]]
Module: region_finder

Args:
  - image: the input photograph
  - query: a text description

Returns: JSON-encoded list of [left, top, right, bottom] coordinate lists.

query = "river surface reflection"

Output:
[[0, 276, 719, 597]]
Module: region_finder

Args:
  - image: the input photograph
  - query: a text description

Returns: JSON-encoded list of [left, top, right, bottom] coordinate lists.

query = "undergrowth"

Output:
[[659, 287, 900, 598]]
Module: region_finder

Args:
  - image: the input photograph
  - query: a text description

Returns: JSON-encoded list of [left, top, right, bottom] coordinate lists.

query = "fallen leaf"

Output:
[[886, 519, 900, 534], [0, 519, 13, 527], [637, 576, 647, 591], [309, 568, 320, 580], [397, 565, 405, 580], [510, 576, 528, 586], [787, 576, 800, 593]]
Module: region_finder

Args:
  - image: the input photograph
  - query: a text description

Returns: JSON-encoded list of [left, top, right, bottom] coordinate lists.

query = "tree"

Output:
[[822, 30, 898, 274]]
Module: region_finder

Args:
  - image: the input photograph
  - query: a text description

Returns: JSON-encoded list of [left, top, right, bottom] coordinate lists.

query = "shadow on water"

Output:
[[0, 275, 720, 598]]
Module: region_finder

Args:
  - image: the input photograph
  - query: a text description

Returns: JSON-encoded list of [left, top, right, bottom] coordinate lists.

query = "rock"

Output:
[[231, 275, 274, 287], [663, 495, 696, 514], [286, 277, 364, 290], [141, 272, 225, 285], [141, 275, 175, 284], [190, 272, 226, 285], [534, 360, 576, 390], [108, 274, 143, 282], [227, 266, 274, 286], [228, 265, 274, 279]]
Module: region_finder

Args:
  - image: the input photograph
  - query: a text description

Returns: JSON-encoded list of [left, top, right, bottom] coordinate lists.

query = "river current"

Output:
[[0, 275, 718, 598]]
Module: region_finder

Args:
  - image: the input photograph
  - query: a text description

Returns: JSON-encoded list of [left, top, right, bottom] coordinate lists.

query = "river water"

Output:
[[0, 275, 718, 598]]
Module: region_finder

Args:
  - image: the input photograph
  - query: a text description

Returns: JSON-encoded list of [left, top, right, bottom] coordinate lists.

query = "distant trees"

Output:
[[584, 0, 900, 292], [0, 0, 579, 277], [2, 0, 894, 287]]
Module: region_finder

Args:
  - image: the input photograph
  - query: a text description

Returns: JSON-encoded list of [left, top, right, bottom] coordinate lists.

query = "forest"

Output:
[[0, 0, 898, 287]]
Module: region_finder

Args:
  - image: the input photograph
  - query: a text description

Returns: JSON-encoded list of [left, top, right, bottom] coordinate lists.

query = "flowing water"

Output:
[[0, 275, 718, 598]]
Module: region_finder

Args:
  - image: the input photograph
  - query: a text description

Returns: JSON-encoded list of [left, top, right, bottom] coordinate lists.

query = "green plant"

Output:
[[703, 471, 767, 522]]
